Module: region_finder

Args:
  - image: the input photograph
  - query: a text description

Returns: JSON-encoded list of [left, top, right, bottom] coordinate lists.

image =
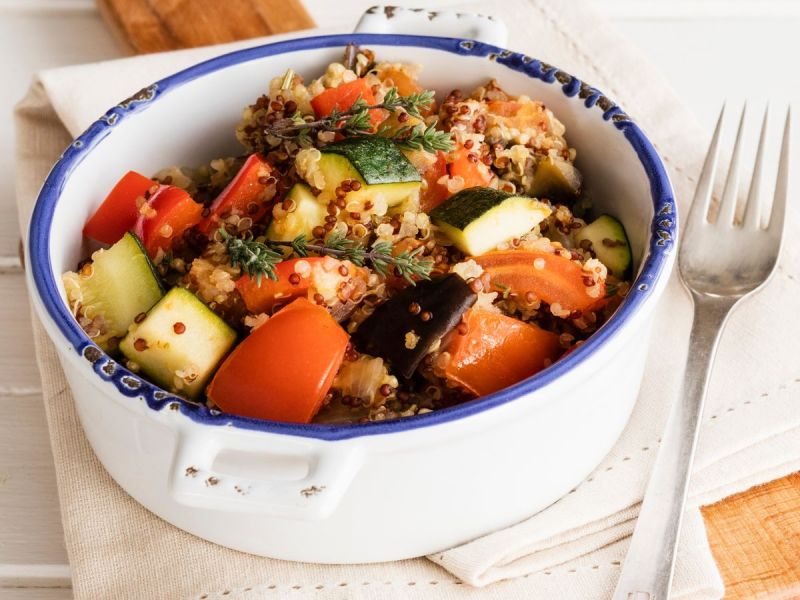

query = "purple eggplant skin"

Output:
[[352, 274, 477, 378]]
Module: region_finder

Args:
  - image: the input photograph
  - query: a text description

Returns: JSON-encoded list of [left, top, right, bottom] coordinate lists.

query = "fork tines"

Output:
[[690, 103, 791, 233]]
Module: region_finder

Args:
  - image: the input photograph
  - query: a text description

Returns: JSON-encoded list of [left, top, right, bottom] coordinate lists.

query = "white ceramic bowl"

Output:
[[25, 11, 676, 563]]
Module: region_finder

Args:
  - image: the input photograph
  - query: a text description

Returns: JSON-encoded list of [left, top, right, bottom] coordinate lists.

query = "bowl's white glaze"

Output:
[[26, 32, 676, 561]]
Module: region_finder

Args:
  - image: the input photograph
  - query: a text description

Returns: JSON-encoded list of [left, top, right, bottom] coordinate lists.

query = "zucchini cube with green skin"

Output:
[[62, 232, 163, 352], [318, 136, 421, 208], [573, 214, 632, 278], [266, 183, 327, 242], [120, 287, 237, 399], [529, 156, 582, 201], [430, 187, 552, 256]]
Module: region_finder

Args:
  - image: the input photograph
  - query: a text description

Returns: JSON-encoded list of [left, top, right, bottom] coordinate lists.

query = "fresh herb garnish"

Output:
[[220, 229, 434, 285], [393, 122, 454, 152], [219, 228, 282, 284], [263, 87, 454, 153]]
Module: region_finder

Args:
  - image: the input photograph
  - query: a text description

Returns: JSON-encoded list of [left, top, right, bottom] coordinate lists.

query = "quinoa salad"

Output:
[[63, 44, 633, 425]]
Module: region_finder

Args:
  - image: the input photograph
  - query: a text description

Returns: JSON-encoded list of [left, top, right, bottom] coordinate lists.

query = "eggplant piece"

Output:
[[352, 274, 477, 378]]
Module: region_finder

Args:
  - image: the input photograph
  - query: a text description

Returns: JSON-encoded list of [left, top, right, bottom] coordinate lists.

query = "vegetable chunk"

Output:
[[120, 287, 236, 399], [445, 309, 562, 396], [431, 187, 552, 256], [208, 298, 348, 423], [352, 274, 476, 378]]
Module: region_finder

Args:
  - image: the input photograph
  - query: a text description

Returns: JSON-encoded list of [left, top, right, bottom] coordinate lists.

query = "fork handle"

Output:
[[611, 293, 734, 600]]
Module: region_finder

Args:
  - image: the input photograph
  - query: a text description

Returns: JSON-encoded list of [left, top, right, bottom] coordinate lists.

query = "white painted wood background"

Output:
[[1, 1, 798, 598]]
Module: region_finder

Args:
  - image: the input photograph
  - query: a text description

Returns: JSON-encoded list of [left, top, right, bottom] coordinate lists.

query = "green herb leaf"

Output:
[[261, 86, 444, 151], [395, 121, 454, 153], [221, 227, 433, 286], [401, 90, 435, 119], [219, 228, 282, 284]]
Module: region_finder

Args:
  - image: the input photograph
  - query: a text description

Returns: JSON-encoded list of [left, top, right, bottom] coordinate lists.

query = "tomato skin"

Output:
[[134, 185, 203, 258], [474, 250, 605, 313], [310, 79, 385, 129], [445, 309, 562, 396], [207, 298, 349, 423], [83, 171, 157, 244], [235, 257, 325, 314], [419, 146, 495, 210], [419, 151, 449, 213], [449, 146, 494, 189], [198, 154, 273, 235]]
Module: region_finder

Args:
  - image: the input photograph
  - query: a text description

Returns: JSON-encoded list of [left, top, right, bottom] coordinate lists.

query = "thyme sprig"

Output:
[[264, 87, 453, 153], [393, 122, 454, 152], [219, 228, 282, 284], [220, 229, 434, 285]]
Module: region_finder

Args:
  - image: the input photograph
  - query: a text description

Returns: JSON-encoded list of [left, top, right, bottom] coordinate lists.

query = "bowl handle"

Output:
[[354, 5, 508, 47], [169, 429, 364, 519]]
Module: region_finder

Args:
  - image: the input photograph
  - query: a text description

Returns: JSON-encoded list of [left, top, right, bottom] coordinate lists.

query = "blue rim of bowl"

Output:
[[28, 33, 677, 441]]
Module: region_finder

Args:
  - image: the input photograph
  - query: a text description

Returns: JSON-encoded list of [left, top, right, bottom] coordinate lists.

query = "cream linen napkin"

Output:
[[15, 1, 800, 598]]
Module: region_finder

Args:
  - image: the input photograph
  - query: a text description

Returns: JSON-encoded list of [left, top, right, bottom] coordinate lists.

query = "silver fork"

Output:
[[611, 104, 791, 600]]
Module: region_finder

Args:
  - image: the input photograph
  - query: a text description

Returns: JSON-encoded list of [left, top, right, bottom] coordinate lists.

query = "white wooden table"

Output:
[[1, 1, 797, 598]]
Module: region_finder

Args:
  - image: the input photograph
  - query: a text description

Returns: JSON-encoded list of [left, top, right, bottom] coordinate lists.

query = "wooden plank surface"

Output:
[[96, 0, 315, 54], [0, 5, 118, 262], [0, 394, 67, 573], [0, 590, 71, 600], [0, 275, 43, 393]]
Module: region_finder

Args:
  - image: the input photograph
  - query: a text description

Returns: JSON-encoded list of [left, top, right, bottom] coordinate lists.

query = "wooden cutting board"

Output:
[[702, 473, 800, 599], [96, 0, 315, 54], [94, 2, 800, 597]]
